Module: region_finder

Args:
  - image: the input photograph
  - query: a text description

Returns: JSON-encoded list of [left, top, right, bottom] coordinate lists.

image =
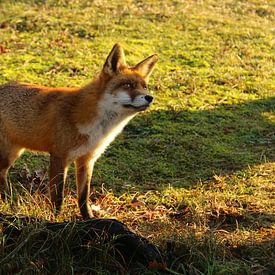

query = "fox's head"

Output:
[[100, 44, 158, 112]]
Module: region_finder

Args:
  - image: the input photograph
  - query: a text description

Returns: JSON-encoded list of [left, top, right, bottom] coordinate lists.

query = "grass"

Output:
[[0, 0, 274, 273]]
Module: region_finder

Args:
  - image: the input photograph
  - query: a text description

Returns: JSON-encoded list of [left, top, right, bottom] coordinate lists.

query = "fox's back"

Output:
[[0, 82, 40, 118], [0, 81, 80, 121], [0, 82, 80, 151], [0, 83, 51, 148], [0, 82, 51, 130]]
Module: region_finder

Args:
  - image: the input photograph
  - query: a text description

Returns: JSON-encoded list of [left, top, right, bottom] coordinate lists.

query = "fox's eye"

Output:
[[123, 83, 132, 89], [143, 85, 148, 90]]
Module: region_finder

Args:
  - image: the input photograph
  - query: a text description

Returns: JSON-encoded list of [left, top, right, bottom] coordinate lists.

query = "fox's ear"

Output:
[[103, 43, 126, 76], [134, 54, 158, 81]]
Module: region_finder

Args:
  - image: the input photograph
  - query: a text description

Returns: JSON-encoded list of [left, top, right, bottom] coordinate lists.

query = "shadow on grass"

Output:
[[1, 212, 274, 274], [9, 96, 274, 193], [230, 238, 275, 273], [100, 96, 274, 189], [208, 210, 275, 232], [166, 229, 275, 274]]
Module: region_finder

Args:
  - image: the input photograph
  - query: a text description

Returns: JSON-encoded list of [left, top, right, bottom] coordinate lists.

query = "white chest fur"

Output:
[[68, 93, 135, 161]]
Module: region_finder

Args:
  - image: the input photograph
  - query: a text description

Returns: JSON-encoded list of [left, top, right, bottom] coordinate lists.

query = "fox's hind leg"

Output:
[[0, 141, 23, 200], [0, 153, 10, 200]]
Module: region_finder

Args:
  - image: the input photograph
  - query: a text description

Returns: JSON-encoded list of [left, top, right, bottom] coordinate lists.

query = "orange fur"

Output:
[[0, 44, 157, 218]]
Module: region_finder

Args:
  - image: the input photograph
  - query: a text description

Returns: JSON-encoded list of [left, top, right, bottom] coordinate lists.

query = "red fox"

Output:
[[0, 44, 158, 219]]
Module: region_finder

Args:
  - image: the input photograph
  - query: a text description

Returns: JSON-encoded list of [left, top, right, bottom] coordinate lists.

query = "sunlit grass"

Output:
[[0, 0, 274, 273]]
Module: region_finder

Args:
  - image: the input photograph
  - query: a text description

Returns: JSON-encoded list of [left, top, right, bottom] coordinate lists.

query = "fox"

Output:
[[0, 44, 158, 219]]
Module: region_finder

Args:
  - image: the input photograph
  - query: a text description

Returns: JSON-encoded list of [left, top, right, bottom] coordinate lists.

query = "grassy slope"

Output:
[[0, 0, 274, 273]]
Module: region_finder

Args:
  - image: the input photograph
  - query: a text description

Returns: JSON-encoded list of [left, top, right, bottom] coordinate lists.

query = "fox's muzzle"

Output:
[[124, 93, 154, 111]]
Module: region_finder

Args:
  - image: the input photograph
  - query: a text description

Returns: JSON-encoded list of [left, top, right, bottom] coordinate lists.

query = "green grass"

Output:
[[0, 0, 274, 273]]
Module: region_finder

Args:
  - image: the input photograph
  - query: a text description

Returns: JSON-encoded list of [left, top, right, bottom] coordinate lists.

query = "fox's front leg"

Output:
[[49, 154, 67, 214], [75, 155, 94, 219]]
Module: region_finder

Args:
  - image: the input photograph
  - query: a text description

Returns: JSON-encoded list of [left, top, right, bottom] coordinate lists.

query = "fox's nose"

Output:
[[145, 95, 153, 103]]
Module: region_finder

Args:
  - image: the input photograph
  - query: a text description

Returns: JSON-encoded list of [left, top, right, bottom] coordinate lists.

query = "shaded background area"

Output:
[[96, 96, 274, 190], [10, 96, 274, 192]]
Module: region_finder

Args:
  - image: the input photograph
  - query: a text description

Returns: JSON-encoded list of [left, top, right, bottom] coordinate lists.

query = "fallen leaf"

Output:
[[0, 45, 9, 54]]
